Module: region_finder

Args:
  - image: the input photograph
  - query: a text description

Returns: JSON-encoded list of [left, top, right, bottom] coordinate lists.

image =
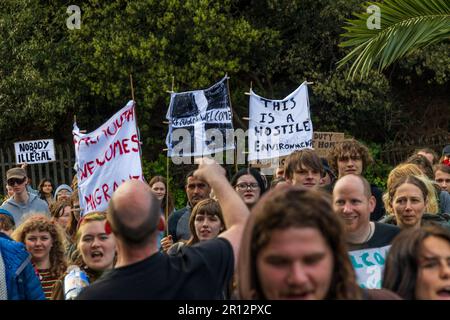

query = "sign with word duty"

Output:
[[312, 132, 344, 157], [73, 100, 143, 215], [349, 245, 391, 289], [14, 139, 56, 164], [248, 82, 313, 161]]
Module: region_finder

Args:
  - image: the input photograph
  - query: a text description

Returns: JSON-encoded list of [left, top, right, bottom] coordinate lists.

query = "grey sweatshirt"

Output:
[[0, 193, 50, 226]]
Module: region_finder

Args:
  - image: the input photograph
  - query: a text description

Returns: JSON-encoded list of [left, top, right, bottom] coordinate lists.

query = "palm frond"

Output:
[[338, 0, 450, 80]]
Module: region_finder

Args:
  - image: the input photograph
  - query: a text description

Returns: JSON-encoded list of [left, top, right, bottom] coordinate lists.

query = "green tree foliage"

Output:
[[64, 0, 278, 155], [338, 0, 450, 80], [0, 0, 448, 189]]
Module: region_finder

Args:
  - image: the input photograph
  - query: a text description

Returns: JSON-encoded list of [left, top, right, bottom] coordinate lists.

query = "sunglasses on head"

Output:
[[7, 177, 26, 186]]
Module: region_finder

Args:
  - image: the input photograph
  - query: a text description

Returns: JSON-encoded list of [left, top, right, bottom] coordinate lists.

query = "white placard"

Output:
[[14, 139, 55, 164], [73, 100, 143, 215], [248, 82, 313, 161]]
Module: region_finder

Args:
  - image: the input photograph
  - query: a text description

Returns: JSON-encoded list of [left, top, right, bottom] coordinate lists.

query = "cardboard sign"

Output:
[[312, 132, 344, 157], [14, 139, 55, 164]]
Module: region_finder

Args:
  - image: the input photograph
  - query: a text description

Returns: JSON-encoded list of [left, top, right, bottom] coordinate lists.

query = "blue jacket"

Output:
[[0, 233, 45, 300]]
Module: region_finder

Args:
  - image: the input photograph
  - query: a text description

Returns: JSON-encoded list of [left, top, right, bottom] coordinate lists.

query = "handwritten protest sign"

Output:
[[166, 76, 235, 157], [248, 82, 313, 161], [14, 139, 55, 164], [349, 245, 391, 289], [313, 132, 344, 157], [73, 100, 143, 215]]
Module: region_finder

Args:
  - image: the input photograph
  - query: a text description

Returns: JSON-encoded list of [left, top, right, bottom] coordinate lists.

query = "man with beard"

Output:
[[164, 171, 211, 247]]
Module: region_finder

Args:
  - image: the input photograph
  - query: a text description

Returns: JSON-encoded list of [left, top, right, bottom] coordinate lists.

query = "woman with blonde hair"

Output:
[[51, 211, 116, 299], [12, 214, 67, 299], [381, 174, 450, 231], [383, 163, 439, 215]]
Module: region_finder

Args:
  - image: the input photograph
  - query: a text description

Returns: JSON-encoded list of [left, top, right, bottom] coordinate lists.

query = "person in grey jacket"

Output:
[[0, 168, 49, 226]]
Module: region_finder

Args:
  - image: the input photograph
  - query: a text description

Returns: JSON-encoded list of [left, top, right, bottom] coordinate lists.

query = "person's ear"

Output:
[[369, 195, 376, 213]]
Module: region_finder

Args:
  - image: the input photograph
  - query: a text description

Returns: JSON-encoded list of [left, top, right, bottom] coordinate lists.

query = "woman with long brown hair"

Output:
[[383, 225, 450, 300]]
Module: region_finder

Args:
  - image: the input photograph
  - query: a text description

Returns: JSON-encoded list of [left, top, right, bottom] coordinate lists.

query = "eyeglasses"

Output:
[[7, 177, 26, 186], [235, 183, 259, 191]]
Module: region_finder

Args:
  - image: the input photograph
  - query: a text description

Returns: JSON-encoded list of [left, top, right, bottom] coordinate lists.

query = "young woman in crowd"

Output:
[[12, 214, 67, 299], [434, 164, 450, 193], [52, 211, 116, 299], [38, 178, 55, 207], [164, 198, 226, 255], [64, 192, 83, 263], [149, 176, 175, 250], [149, 176, 175, 217], [230, 168, 267, 209], [383, 225, 450, 300], [50, 199, 72, 230]]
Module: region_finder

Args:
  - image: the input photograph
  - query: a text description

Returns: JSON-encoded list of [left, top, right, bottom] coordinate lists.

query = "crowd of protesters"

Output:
[[0, 141, 449, 300]]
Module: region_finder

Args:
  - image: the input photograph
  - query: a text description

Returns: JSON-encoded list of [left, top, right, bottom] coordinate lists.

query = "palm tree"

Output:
[[338, 0, 450, 80]]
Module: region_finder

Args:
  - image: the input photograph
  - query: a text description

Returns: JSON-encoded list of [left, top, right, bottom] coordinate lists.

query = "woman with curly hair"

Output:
[[12, 214, 67, 299]]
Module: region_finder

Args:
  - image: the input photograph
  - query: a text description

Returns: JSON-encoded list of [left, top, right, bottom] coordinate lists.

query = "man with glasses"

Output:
[[0, 168, 49, 226], [327, 139, 385, 221], [163, 170, 211, 247]]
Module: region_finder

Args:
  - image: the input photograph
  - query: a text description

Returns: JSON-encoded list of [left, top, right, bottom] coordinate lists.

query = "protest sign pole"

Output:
[[225, 74, 238, 174], [130, 74, 135, 101], [129, 74, 143, 168], [163, 76, 175, 235]]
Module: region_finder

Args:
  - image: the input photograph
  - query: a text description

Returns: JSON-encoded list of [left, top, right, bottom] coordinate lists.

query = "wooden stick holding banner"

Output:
[[128, 74, 145, 178], [166, 76, 175, 94], [74, 115, 87, 133], [224, 74, 238, 174], [163, 76, 175, 235], [130, 74, 135, 101], [161, 147, 170, 235]]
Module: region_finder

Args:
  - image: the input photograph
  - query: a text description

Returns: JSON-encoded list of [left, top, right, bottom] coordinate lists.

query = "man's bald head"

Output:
[[108, 180, 161, 246], [334, 174, 372, 199]]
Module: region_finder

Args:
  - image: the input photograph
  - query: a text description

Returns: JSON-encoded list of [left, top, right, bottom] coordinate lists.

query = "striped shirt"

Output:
[[37, 269, 59, 300]]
